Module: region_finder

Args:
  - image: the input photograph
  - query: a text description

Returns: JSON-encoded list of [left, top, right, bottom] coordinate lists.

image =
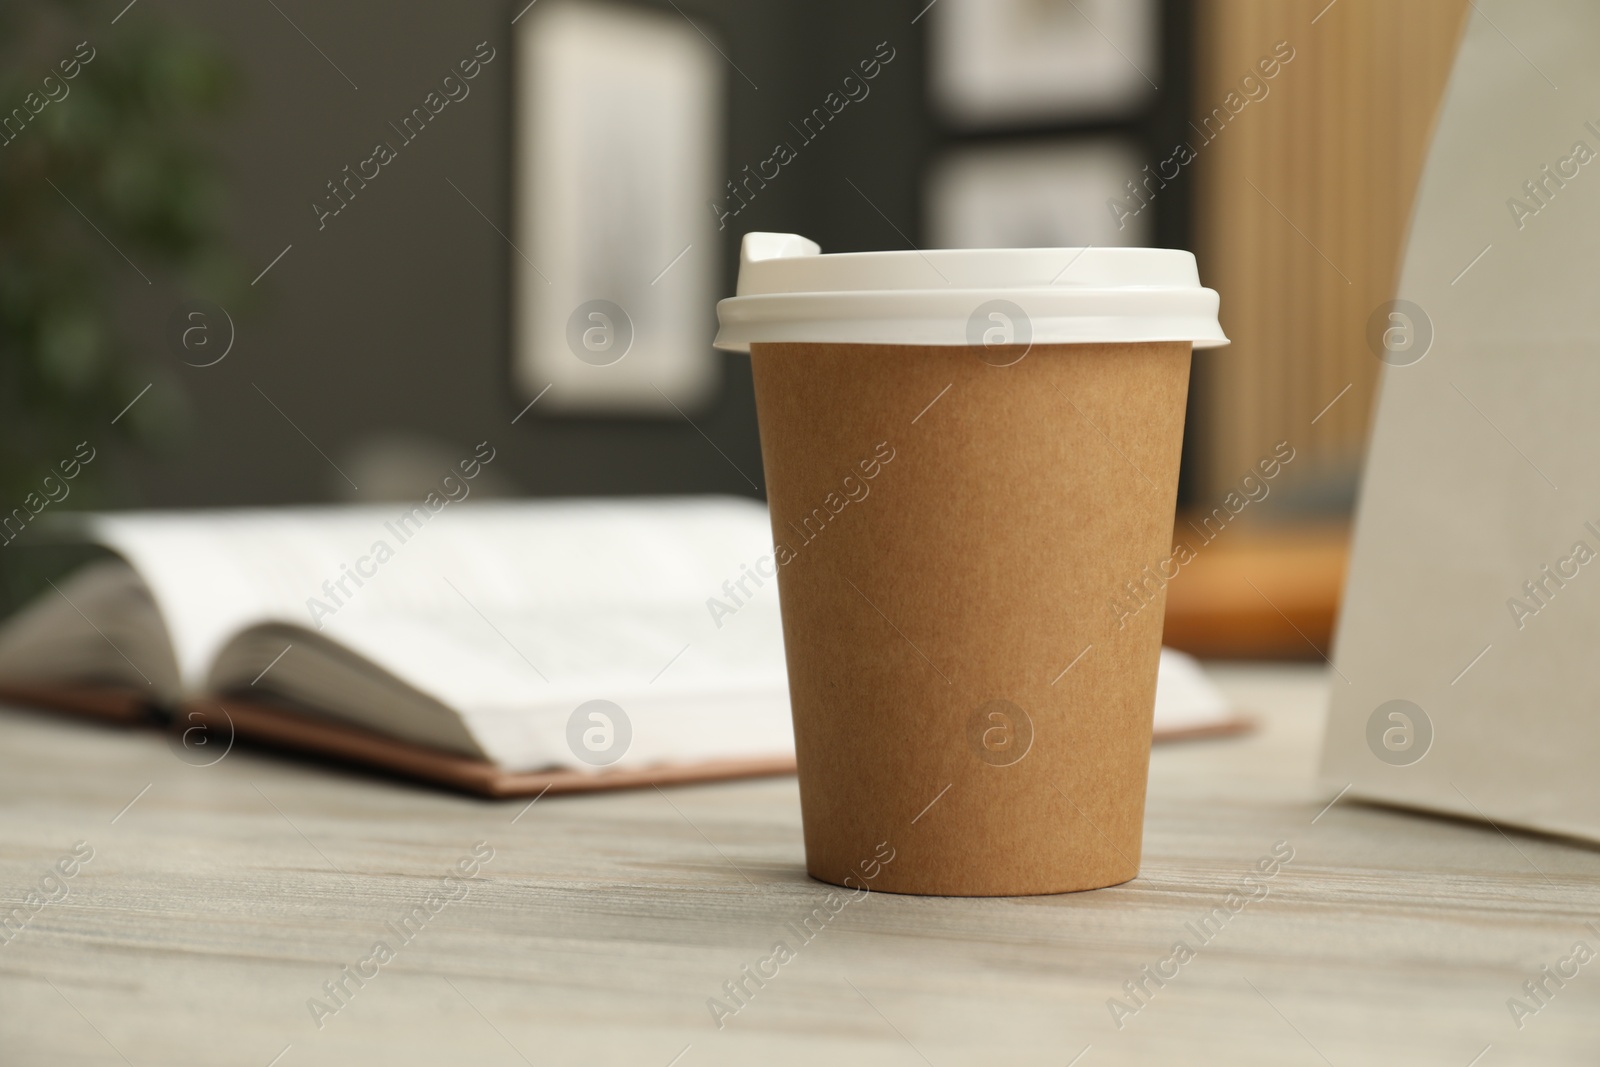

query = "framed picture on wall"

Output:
[[512, 0, 723, 415], [928, 0, 1158, 127], [926, 140, 1151, 250]]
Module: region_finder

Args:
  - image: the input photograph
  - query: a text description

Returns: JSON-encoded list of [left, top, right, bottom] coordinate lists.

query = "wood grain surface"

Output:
[[2, 664, 1598, 1065]]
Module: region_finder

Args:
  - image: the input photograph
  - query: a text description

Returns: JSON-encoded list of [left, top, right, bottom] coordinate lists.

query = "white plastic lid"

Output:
[[714, 232, 1228, 351]]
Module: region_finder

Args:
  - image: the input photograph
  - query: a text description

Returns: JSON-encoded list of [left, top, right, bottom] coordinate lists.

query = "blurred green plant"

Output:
[[0, 3, 244, 512]]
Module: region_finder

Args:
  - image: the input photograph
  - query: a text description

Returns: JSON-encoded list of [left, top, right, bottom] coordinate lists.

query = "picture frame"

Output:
[[512, 0, 724, 415], [928, 0, 1159, 127], [926, 139, 1151, 250]]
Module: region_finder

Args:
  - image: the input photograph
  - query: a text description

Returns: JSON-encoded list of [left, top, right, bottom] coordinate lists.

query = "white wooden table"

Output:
[[2, 664, 1597, 1065]]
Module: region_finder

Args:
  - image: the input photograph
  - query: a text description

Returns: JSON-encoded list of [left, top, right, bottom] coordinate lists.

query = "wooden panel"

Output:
[[1189, 0, 1469, 501], [1161, 520, 1349, 659]]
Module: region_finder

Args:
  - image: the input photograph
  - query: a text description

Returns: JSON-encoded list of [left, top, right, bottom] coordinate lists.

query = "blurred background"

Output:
[[0, 0, 1470, 658]]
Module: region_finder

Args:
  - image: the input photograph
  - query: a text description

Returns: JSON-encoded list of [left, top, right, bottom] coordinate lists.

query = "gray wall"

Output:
[[127, 0, 928, 505]]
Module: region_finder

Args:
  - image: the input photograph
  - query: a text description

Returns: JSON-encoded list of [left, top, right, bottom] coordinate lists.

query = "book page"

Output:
[[1151, 648, 1235, 734], [80, 497, 795, 769]]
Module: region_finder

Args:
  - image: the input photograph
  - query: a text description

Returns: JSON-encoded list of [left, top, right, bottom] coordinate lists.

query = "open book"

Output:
[[0, 498, 1244, 795]]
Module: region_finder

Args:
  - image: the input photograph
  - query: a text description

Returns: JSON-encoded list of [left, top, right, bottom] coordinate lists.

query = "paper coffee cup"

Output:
[[715, 234, 1227, 896]]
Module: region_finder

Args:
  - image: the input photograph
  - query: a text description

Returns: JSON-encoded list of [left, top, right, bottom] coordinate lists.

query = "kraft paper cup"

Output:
[[716, 234, 1227, 897]]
